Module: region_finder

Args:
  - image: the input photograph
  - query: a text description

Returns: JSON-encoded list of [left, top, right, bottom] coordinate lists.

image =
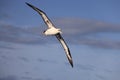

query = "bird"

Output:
[[26, 2, 73, 67]]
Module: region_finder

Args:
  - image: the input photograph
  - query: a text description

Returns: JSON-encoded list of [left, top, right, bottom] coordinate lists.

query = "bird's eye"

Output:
[[43, 30, 46, 33]]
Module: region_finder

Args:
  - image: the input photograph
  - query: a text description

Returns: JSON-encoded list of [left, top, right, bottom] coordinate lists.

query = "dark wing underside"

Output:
[[55, 33, 73, 67], [26, 2, 55, 28]]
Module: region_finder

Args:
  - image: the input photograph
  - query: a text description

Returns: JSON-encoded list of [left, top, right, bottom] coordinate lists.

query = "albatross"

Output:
[[26, 2, 73, 67]]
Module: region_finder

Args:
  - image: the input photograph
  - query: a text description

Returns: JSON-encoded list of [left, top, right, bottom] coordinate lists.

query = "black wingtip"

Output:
[[26, 2, 38, 10], [71, 63, 74, 68], [69, 59, 74, 68], [25, 2, 34, 8], [25, 2, 30, 6], [67, 55, 73, 68], [25, 2, 45, 15], [25, 2, 29, 5]]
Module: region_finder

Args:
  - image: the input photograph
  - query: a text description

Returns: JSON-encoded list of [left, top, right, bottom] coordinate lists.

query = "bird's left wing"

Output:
[[55, 33, 73, 67], [26, 2, 55, 28]]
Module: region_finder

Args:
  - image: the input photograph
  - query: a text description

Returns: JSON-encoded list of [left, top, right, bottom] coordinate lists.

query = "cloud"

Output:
[[76, 64, 95, 71], [1, 18, 120, 49], [37, 58, 57, 64], [0, 21, 46, 44], [95, 74, 106, 80], [65, 62, 95, 71], [0, 75, 53, 80], [18, 56, 29, 62], [79, 38, 120, 49], [0, 13, 11, 19], [20, 76, 52, 80], [0, 75, 17, 80], [0, 45, 14, 49], [53, 18, 120, 49], [54, 18, 120, 35]]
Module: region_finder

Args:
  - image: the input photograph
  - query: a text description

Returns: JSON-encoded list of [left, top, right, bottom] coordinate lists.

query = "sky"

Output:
[[0, 0, 120, 80]]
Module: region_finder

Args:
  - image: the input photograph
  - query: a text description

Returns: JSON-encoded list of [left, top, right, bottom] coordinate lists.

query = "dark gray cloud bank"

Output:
[[0, 18, 120, 49], [0, 21, 46, 44], [0, 75, 52, 80]]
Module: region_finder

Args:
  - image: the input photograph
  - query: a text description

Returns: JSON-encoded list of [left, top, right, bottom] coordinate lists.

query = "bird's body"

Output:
[[44, 27, 62, 36], [26, 2, 73, 67]]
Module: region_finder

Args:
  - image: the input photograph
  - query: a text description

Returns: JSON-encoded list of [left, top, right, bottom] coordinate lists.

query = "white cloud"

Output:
[[53, 18, 120, 49], [1, 18, 120, 49], [54, 18, 120, 35]]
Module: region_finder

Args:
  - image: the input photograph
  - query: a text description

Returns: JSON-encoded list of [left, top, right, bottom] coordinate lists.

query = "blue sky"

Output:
[[0, 0, 120, 80], [1, 0, 120, 25]]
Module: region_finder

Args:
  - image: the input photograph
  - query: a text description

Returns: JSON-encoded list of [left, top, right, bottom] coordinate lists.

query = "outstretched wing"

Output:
[[26, 2, 55, 28], [55, 33, 73, 67]]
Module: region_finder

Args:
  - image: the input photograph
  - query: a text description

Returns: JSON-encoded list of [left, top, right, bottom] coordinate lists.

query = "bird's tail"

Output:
[[57, 28, 62, 34]]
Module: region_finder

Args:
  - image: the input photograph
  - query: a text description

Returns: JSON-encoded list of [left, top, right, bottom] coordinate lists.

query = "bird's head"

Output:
[[43, 30, 47, 35]]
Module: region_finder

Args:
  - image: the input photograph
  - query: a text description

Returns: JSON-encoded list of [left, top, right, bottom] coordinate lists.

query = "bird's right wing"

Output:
[[26, 2, 55, 28]]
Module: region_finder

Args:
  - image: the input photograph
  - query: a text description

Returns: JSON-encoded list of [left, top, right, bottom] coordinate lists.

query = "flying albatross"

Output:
[[26, 2, 73, 67]]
